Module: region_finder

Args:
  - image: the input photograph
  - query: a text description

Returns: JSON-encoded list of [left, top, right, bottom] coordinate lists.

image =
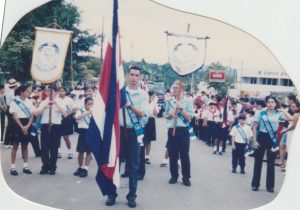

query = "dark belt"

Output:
[[120, 126, 135, 132], [258, 131, 269, 134], [168, 127, 188, 130]]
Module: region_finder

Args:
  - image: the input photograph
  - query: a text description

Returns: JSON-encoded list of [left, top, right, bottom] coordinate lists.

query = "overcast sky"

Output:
[[67, 0, 283, 74]]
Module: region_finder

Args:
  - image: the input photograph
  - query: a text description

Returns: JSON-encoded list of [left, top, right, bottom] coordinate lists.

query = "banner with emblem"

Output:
[[30, 27, 72, 83], [166, 32, 209, 76]]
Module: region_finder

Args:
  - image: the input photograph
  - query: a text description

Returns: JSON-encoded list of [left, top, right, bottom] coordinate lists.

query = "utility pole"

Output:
[[229, 57, 232, 84], [100, 17, 104, 63], [239, 60, 244, 95]]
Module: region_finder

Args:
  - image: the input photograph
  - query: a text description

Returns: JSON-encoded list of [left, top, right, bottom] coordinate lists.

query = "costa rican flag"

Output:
[[222, 93, 231, 127], [85, 0, 126, 196]]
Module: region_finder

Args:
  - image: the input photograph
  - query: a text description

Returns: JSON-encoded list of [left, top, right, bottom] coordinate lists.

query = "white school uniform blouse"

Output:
[[202, 108, 220, 121], [61, 96, 77, 114], [39, 98, 66, 125], [75, 107, 91, 129], [9, 97, 34, 118], [218, 109, 235, 124]]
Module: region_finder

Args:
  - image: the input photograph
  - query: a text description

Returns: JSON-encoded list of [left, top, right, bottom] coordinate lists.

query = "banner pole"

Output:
[[48, 19, 58, 132], [172, 77, 184, 136], [70, 35, 74, 88]]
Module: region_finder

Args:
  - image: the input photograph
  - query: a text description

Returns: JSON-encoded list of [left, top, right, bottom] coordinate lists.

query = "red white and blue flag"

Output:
[[85, 0, 126, 196], [222, 92, 231, 127]]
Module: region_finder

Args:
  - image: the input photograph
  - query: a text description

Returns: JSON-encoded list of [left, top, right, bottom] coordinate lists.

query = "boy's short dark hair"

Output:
[[128, 66, 142, 73], [249, 110, 255, 116], [238, 114, 247, 120], [148, 91, 155, 97], [84, 97, 93, 105], [288, 94, 297, 102], [256, 99, 266, 107]]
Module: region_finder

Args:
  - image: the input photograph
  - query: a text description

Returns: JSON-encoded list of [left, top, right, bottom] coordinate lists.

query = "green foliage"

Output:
[[201, 62, 236, 97], [0, 0, 98, 83]]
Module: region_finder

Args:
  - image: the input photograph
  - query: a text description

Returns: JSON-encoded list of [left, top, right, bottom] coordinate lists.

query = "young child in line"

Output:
[[73, 97, 93, 178], [230, 114, 253, 174]]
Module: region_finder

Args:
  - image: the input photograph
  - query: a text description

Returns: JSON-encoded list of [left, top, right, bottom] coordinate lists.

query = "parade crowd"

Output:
[[0, 66, 299, 208]]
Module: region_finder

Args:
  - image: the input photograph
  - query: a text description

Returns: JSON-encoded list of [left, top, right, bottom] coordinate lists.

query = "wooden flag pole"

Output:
[[47, 20, 58, 132], [172, 77, 184, 136], [172, 23, 190, 136]]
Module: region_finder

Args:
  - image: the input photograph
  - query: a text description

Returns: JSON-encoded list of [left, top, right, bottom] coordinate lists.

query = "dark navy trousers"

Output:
[[40, 124, 61, 172], [120, 127, 140, 199], [167, 127, 191, 180], [232, 142, 246, 170], [251, 132, 276, 189]]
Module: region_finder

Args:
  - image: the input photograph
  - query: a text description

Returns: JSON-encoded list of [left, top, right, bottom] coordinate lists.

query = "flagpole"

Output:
[[121, 108, 127, 169], [172, 23, 190, 136], [100, 17, 104, 63], [47, 19, 59, 132]]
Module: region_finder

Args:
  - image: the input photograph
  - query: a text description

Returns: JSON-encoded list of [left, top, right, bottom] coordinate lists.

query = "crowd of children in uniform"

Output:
[[187, 91, 299, 192], [1, 78, 299, 195], [0, 80, 97, 177]]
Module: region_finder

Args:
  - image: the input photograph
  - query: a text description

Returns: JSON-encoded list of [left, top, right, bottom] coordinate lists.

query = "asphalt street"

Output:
[[0, 118, 285, 210]]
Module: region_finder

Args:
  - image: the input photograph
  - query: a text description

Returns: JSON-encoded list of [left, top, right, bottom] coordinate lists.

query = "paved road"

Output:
[[0, 118, 285, 210]]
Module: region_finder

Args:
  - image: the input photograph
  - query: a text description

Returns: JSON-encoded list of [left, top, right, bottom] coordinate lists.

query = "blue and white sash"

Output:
[[260, 110, 279, 152], [66, 104, 71, 113], [13, 99, 31, 118], [168, 99, 196, 140], [13, 99, 36, 136], [79, 108, 91, 126], [126, 92, 144, 146], [235, 124, 247, 144]]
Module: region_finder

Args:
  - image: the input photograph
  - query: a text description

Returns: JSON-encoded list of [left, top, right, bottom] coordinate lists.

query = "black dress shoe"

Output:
[[48, 170, 56, 175], [252, 186, 259, 191], [267, 188, 274, 193], [121, 172, 129, 178], [23, 168, 32, 174], [145, 158, 151, 164], [160, 163, 168, 167], [105, 194, 117, 206], [10, 169, 18, 176], [40, 168, 48, 175], [168, 177, 177, 184], [80, 169, 88, 178], [240, 169, 245, 174], [232, 168, 236, 173], [127, 198, 136, 208], [73, 167, 82, 176], [182, 178, 191, 186]]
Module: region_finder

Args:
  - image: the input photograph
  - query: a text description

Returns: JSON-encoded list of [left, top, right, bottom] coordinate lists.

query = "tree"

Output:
[[201, 62, 235, 97], [0, 0, 98, 83]]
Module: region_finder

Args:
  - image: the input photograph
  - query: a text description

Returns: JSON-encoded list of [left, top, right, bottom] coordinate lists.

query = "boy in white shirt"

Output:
[[202, 102, 220, 147], [35, 87, 67, 175], [230, 114, 253, 174]]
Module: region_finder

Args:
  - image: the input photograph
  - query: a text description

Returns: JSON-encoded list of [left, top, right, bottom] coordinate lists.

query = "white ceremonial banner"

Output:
[[167, 33, 207, 76], [30, 27, 72, 83]]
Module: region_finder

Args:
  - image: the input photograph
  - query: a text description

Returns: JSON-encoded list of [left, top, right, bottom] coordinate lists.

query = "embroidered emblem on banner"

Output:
[[36, 42, 60, 72], [166, 31, 209, 76]]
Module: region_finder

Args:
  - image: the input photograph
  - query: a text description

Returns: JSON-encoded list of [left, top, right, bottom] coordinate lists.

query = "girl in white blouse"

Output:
[[9, 84, 34, 176]]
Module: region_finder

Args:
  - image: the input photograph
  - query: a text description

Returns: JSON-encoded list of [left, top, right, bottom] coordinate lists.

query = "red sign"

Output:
[[209, 71, 225, 82]]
